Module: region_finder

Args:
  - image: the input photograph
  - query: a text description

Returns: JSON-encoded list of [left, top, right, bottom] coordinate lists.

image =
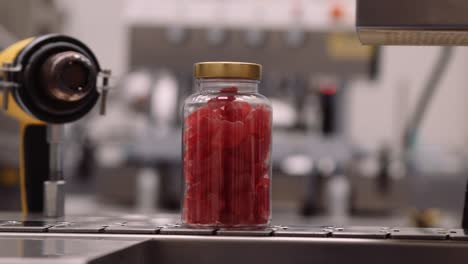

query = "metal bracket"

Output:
[[0, 63, 22, 73], [97, 69, 112, 116], [0, 62, 21, 111]]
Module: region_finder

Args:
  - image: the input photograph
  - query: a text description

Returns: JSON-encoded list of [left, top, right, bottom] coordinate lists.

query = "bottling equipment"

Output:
[[1, 0, 468, 263]]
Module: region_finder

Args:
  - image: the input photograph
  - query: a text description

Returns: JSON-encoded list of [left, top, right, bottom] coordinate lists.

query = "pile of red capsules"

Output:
[[183, 87, 271, 226]]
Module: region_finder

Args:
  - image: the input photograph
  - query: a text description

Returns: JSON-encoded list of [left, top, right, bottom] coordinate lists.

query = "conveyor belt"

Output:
[[0, 219, 465, 241]]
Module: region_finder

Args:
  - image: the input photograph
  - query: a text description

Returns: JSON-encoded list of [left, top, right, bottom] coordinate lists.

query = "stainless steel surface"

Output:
[[104, 222, 161, 234], [390, 228, 449, 240], [144, 235, 468, 264], [273, 226, 332, 237], [160, 226, 216, 236], [1, 232, 468, 264], [0, 236, 144, 264], [216, 228, 274, 237], [48, 222, 107, 234], [357, 0, 468, 45], [0, 220, 53, 232], [44, 180, 65, 218], [331, 226, 390, 239]]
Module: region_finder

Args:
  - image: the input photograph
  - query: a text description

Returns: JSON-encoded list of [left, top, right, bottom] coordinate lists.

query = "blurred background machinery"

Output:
[[0, 0, 467, 229], [89, 0, 384, 222]]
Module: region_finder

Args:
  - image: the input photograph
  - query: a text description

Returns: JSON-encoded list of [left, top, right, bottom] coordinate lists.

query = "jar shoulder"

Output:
[[184, 92, 271, 106]]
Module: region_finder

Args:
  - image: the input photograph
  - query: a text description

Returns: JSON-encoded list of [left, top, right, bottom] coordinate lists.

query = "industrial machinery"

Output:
[[357, 0, 468, 46], [0, 34, 110, 217], [1, 0, 468, 263]]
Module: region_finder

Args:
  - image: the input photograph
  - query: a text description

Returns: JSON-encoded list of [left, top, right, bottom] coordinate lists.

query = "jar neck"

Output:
[[196, 78, 259, 93]]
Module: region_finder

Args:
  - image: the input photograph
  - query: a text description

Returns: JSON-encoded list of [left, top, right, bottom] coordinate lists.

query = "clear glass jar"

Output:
[[182, 62, 272, 228]]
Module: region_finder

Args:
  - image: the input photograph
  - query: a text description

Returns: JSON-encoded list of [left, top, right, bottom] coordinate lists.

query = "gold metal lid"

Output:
[[194, 62, 262, 80]]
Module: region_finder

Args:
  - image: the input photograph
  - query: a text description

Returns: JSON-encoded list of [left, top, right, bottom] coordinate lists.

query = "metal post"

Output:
[[44, 124, 65, 218]]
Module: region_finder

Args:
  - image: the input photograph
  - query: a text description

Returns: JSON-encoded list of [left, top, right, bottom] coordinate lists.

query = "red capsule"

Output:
[[225, 101, 252, 122]]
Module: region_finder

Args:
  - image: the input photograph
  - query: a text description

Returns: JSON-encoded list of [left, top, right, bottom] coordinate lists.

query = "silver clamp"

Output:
[[0, 62, 22, 111], [97, 69, 112, 116]]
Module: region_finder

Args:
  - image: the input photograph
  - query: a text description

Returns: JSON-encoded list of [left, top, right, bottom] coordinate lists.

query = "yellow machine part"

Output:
[[0, 37, 43, 125], [0, 37, 46, 215]]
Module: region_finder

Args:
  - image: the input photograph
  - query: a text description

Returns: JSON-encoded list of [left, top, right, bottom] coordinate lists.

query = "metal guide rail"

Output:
[[0, 219, 467, 241]]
